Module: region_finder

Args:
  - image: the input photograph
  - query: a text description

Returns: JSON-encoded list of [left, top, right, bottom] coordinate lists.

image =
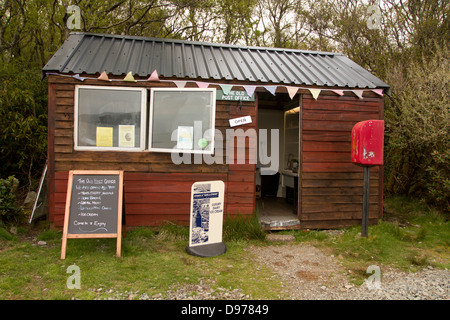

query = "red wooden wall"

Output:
[[47, 75, 256, 229], [299, 93, 384, 228], [47, 75, 384, 230]]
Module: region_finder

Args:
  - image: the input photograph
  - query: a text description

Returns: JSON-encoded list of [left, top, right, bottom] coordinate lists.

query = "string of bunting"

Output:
[[48, 70, 384, 100]]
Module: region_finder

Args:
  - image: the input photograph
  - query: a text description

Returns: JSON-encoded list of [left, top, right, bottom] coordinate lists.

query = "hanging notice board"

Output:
[[61, 170, 124, 259]]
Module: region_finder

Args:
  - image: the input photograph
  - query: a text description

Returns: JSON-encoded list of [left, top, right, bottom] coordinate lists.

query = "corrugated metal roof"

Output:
[[43, 32, 389, 91]]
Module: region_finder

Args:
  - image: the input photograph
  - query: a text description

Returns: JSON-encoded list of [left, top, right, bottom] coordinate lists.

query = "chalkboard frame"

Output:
[[61, 170, 124, 259]]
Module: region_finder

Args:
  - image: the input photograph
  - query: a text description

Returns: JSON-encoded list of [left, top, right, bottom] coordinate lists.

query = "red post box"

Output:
[[351, 120, 385, 166], [351, 120, 384, 237]]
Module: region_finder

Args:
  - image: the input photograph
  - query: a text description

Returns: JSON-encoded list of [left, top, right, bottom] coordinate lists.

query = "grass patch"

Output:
[[0, 227, 15, 241], [223, 214, 266, 242], [0, 217, 278, 300], [294, 196, 450, 284], [0, 196, 448, 299]]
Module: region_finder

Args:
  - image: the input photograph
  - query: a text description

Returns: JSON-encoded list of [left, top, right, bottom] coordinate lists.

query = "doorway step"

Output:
[[257, 198, 301, 230]]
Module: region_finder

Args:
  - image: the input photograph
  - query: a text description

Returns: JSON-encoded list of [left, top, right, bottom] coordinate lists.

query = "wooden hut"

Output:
[[43, 32, 389, 230]]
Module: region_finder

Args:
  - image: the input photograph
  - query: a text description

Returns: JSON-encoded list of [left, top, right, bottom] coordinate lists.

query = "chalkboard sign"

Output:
[[61, 170, 124, 259]]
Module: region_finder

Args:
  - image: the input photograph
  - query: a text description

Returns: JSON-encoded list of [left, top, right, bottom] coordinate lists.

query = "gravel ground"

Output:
[[95, 242, 448, 300], [247, 243, 449, 300]]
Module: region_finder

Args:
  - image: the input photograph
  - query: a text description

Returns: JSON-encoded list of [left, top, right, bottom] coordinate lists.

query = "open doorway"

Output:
[[256, 93, 301, 230]]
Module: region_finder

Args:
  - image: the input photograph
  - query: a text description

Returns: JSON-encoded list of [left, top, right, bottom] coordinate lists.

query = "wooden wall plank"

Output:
[[303, 151, 350, 163], [302, 187, 379, 196], [303, 141, 351, 152], [301, 218, 379, 229]]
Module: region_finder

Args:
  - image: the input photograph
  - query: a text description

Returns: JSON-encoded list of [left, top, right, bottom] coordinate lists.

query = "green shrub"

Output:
[[426, 150, 450, 213], [384, 44, 449, 212], [0, 176, 24, 224], [0, 60, 47, 185], [0, 227, 15, 241], [37, 229, 61, 241], [223, 214, 265, 242]]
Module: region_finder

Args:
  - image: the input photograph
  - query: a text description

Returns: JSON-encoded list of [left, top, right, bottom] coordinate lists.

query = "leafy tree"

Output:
[[0, 59, 47, 186], [384, 44, 449, 212], [0, 0, 448, 213]]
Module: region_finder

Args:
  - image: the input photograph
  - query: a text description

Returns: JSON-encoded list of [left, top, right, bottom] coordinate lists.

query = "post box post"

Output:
[[362, 166, 370, 237], [351, 120, 384, 237]]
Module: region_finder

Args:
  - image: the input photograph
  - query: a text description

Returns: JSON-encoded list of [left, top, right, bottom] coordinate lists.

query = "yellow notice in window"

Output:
[[96, 127, 113, 147]]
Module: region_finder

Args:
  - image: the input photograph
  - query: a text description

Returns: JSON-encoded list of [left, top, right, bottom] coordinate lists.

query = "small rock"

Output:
[[344, 284, 353, 289], [37, 241, 47, 246], [139, 293, 150, 300], [266, 234, 296, 242], [23, 191, 37, 206]]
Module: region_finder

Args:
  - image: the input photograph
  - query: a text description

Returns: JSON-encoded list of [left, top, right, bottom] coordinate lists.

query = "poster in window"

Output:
[[177, 126, 193, 150], [96, 127, 113, 147], [119, 125, 135, 147]]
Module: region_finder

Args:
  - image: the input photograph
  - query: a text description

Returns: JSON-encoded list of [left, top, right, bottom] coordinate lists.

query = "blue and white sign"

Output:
[[188, 180, 225, 249]]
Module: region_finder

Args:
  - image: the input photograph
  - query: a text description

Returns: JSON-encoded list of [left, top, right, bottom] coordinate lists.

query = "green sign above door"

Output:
[[216, 90, 255, 102]]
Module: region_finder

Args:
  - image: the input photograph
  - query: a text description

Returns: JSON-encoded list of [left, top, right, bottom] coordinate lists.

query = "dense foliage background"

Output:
[[0, 0, 448, 217]]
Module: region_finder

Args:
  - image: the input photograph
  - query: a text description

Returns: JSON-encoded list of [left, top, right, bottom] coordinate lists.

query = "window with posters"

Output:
[[74, 86, 147, 151], [148, 88, 216, 154]]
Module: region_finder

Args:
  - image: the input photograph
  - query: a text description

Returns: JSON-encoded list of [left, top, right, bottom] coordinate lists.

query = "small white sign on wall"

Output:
[[229, 116, 252, 127]]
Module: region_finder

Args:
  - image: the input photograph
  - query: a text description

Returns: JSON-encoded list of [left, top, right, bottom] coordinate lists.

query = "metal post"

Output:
[[361, 166, 370, 237]]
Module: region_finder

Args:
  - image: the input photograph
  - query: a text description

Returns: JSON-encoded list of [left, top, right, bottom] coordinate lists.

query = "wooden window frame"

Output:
[[74, 85, 147, 152]]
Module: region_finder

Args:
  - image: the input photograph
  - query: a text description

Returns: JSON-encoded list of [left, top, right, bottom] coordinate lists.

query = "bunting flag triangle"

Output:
[[123, 72, 136, 82], [98, 71, 110, 81], [286, 86, 298, 99], [174, 81, 187, 88], [219, 84, 233, 95], [372, 89, 384, 96], [147, 70, 160, 81], [196, 82, 210, 88], [243, 85, 257, 97], [72, 74, 85, 81], [352, 90, 364, 99], [309, 88, 321, 100], [331, 90, 344, 96], [264, 86, 277, 96]]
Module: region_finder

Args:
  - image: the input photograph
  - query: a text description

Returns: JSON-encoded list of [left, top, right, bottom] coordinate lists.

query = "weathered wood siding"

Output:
[[47, 75, 256, 228], [47, 75, 384, 230], [299, 93, 384, 228]]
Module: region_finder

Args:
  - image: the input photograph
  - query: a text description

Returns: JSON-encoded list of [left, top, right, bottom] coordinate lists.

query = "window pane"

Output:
[[150, 89, 215, 152], [76, 87, 143, 149]]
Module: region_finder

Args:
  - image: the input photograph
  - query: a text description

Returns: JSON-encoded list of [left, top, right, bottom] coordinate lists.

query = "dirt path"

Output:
[[247, 243, 352, 299], [247, 243, 449, 300]]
